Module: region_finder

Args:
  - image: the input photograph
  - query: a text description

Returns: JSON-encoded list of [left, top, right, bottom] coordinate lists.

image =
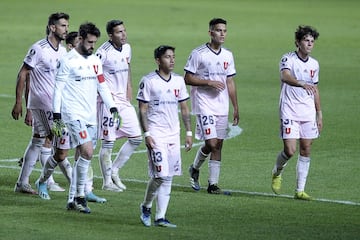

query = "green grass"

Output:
[[0, 0, 359, 239]]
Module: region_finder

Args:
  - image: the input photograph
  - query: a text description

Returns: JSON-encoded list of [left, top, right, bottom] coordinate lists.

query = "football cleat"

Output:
[[207, 183, 221, 194], [66, 201, 76, 210], [189, 164, 200, 191], [85, 192, 107, 203], [74, 197, 91, 213], [154, 218, 177, 228], [271, 174, 282, 195], [111, 173, 127, 190], [14, 182, 37, 195], [102, 182, 123, 192], [294, 191, 312, 201], [140, 204, 151, 227], [48, 182, 65, 192], [35, 179, 51, 200]]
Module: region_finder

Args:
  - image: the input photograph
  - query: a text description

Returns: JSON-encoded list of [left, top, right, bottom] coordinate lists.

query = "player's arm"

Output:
[[180, 99, 192, 151], [281, 69, 316, 95], [314, 85, 323, 132], [226, 76, 239, 126], [12, 63, 31, 120], [24, 73, 32, 126], [184, 71, 225, 91], [126, 64, 133, 102], [138, 100, 154, 149]]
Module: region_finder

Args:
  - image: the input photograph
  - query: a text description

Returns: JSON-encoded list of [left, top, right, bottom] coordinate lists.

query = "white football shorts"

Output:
[[280, 119, 319, 139], [147, 138, 182, 178], [195, 114, 228, 140], [97, 101, 141, 141]]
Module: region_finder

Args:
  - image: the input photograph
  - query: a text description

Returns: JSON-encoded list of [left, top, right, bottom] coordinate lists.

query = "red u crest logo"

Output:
[[205, 128, 211, 135], [103, 130, 108, 136], [174, 89, 179, 97], [156, 166, 162, 172], [310, 70, 316, 78], [79, 130, 87, 139], [285, 128, 291, 134], [224, 62, 229, 70], [60, 138, 66, 144]]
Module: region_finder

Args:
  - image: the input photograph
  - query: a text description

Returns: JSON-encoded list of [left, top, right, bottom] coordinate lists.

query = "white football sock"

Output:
[[272, 151, 290, 176], [155, 177, 172, 221], [75, 157, 90, 197], [58, 158, 72, 183], [39, 155, 58, 184], [40, 147, 55, 185], [142, 178, 162, 208], [193, 146, 209, 170], [68, 161, 77, 203], [208, 160, 221, 185], [112, 137, 142, 174], [99, 141, 114, 185], [296, 155, 311, 192], [85, 165, 94, 195], [18, 137, 44, 184]]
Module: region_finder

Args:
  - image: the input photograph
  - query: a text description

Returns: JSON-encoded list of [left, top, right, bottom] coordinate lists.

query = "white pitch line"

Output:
[[1, 125, 359, 206]]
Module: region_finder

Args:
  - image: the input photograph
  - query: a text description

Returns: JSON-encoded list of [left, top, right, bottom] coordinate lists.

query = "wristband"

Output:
[[144, 131, 151, 137], [53, 112, 61, 120], [186, 131, 193, 137]]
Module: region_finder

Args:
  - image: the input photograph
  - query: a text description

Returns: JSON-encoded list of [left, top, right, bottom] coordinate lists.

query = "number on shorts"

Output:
[[201, 115, 214, 126]]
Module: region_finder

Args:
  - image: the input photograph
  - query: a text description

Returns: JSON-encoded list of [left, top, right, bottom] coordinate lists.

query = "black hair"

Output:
[[209, 18, 227, 30], [295, 25, 319, 42], [106, 20, 124, 34], [154, 45, 175, 59], [65, 31, 78, 45], [78, 22, 101, 39], [46, 12, 69, 35]]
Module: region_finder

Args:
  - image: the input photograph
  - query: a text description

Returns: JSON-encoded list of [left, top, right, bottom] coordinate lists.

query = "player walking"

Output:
[[137, 45, 192, 227], [96, 20, 142, 192], [271, 25, 322, 200]]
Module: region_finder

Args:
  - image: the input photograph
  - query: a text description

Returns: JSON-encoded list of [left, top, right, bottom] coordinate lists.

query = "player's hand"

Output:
[[52, 113, 65, 137], [11, 102, 22, 120], [24, 109, 32, 126], [185, 136, 193, 152], [110, 107, 121, 130], [208, 80, 225, 91]]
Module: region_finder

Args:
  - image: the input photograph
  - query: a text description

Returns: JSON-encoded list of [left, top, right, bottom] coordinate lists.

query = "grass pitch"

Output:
[[0, 0, 359, 239]]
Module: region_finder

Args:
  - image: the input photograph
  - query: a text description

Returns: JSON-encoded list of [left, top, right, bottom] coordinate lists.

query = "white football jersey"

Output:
[[279, 51, 319, 121], [136, 71, 189, 141], [53, 49, 115, 125], [24, 38, 67, 110], [184, 43, 236, 115], [95, 42, 131, 103]]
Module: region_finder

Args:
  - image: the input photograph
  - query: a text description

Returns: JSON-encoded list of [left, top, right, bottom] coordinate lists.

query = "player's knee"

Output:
[[54, 149, 69, 162], [101, 140, 114, 149], [129, 136, 142, 147], [32, 137, 45, 148]]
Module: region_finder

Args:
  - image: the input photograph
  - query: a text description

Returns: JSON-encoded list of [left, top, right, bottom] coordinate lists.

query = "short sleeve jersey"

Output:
[[54, 49, 110, 125], [24, 38, 67, 110], [184, 43, 236, 116], [136, 71, 189, 141], [95, 42, 131, 103], [279, 51, 319, 121]]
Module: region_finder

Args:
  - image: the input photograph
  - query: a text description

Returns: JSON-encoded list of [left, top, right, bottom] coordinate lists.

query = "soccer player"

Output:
[[184, 18, 239, 194], [65, 31, 79, 50], [51, 22, 119, 213], [137, 45, 192, 228], [96, 20, 142, 192], [271, 25, 322, 200], [11, 12, 72, 194]]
